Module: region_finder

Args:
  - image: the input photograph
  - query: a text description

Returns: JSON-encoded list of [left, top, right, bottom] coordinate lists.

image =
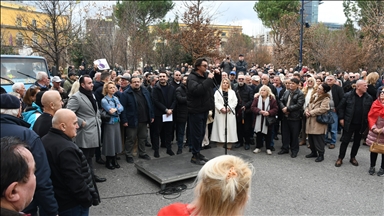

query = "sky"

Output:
[[79, 1, 347, 36]]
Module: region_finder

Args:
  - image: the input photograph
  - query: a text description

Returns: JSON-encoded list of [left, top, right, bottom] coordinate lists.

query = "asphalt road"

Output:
[[90, 135, 384, 216]]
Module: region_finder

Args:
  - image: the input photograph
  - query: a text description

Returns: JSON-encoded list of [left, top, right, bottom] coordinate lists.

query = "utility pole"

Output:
[[299, 0, 304, 70]]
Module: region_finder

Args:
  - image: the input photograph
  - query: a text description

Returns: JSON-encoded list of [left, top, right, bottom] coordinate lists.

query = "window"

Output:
[[16, 17, 22, 27], [221, 32, 227, 37], [32, 19, 36, 27], [32, 34, 38, 46], [45, 21, 50, 28], [16, 32, 24, 46]]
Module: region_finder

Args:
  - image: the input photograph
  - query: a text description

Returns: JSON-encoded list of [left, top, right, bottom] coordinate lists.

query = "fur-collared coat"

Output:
[[305, 93, 330, 135]]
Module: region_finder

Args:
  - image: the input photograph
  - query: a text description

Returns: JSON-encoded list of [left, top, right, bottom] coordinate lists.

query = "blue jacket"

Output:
[[0, 114, 58, 215], [101, 95, 124, 124], [22, 102, 43, 129], [120, 86, 154, 128]]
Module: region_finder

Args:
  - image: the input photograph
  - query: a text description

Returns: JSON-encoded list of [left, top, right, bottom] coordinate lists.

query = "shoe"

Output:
[[315, 154, 324, 162], [145, 142, 152, 147], [306, 152, 318, 158], [203, 145, 211, 149], [116, 156, 121, 160], [191, 155, 205, 165], [139, 154, 151, 160], [154, 150, 160, 158], [350, 158, 359, 166], [234, 143, 243, 148], [105, 157, 115, 170], [94, 175, 106, 183], [307, 144, 310, 148], [274, 136, 279, 140], [177, 149, 182, 154], [166, 150, 175, 156], [329, 144, 335, 149], [270, 146, 275, 151], [126, 156, 134, 164], [291, 152, 298, 158], [111, 156, 120, 168], [266, 149, 272, 155], [188, 148, 192, 152], [299, 141, 306, 146], [377, 168, 384, 177], [198, 153, 209, 162], [369, 167, 375, 175], [250, 138, 255, 145], [244, 144, 250, 150], [278, 150, 289, 155], [96, 158, 105, 164], [335, 158, 343, 167], [253, 148, 261, 154]]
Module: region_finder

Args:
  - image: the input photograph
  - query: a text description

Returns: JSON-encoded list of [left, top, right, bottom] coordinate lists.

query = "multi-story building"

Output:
[[303, 0, 319, 25], [322, 22, 344, 31], [1, 1, 67, 54]]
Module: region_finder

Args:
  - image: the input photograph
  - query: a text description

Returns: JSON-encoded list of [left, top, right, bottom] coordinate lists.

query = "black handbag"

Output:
[[100, 109, 111, 123], [265, 104, 277, 126], [266, 116, 277, 126], [316, 110, 334, 124]]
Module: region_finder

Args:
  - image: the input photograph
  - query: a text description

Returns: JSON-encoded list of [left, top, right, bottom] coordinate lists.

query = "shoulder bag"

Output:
[[316, 110, 334, 124], [370, 132, 384, 154], [265, 103, 277, 126]]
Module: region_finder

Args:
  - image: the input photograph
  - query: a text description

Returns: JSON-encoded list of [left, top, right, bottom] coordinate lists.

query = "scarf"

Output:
[[368, 99, 384, 129], [79, 86, 97, 113], [254, 96, 270, 135]]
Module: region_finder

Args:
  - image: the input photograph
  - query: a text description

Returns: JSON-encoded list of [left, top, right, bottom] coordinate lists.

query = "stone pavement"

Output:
[[90, 136, 384, 216]]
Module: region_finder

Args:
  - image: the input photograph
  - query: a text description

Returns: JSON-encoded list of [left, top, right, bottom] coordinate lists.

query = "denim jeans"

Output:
[[325, 111, 338, 145], [176, 121, 187, 150], [59, 205, 89, 216]]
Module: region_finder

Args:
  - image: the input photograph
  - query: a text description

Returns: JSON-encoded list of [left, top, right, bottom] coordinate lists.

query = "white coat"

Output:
[[210, 89, 238, 143]]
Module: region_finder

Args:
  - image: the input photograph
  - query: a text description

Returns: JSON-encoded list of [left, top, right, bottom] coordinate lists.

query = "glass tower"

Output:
[[303, 0, 319, 24]]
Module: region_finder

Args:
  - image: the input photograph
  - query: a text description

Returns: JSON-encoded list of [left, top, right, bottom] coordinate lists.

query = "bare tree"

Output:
[[17, 1, 80, 68]]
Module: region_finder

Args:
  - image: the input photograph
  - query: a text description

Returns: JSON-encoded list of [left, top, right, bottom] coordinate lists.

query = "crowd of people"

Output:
[[1, 54, 384, 215]]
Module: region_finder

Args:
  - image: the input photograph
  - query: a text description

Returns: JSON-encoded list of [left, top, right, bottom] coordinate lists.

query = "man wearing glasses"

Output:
[[186, 58, 217, 165]]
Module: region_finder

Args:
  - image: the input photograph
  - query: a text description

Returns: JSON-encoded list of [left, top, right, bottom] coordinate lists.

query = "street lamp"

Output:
[[299, 0, 304, 70]]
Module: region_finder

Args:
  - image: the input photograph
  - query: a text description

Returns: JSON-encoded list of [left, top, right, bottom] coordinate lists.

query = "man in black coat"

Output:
[[335, 80, 373, 167], [152, 71, 177, 156], [254, 74, 278, 97], [233, 74, 253, 150], [175, 75, 188, 154], [235, 54, 248, 75], [42, 109, 100, 214], [278, 78, 305, 158]]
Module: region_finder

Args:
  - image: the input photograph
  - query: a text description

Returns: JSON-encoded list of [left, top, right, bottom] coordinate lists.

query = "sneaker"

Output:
[[378, 168, 384, 177], [198, 153, 209, 162], [266, 149, 272, 155], [139, 154, 151, 160], [369, 167, 375, 175], [253, 148, 261, 154], [191, 155, 205, 165]]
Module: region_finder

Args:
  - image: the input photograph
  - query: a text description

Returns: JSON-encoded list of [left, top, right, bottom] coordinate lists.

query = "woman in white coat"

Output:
[[211, 78, 238, 148]]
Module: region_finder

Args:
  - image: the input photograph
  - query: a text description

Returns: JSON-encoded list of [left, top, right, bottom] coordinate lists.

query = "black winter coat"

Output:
[[338, 90, 373, 136], [93, 81, 104, 109], [330, 84, 344, 113], [186, 70, 215, 114], [176, 84, 188, 122], [41, 128, 100, 212], [233, 83, 253, 113], [279, 88, 305, 121], [152, 82, 176, 117]]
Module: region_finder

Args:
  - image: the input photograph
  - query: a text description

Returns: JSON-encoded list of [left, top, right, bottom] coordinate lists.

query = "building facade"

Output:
[[303, 0, 319, 25]]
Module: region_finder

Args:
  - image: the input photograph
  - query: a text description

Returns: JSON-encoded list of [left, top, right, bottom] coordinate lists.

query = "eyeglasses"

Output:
[[380, 91, 384, 94], [238, 78, 244, 80], [350, 76, 355, 78]]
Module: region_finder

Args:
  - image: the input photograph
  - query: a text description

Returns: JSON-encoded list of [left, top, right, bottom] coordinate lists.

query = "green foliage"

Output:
[[254, 0, 300, 29], [115, 0, 174, 30]]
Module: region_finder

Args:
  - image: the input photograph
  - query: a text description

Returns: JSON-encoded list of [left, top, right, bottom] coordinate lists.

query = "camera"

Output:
[[226, 57, 229, 60]]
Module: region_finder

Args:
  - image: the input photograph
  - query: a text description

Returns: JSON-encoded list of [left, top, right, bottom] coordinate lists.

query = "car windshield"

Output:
[[1, 57, 48, 85]]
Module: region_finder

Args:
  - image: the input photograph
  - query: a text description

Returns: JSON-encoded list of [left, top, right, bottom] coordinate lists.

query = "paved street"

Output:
[[90, 135, 384, 216]]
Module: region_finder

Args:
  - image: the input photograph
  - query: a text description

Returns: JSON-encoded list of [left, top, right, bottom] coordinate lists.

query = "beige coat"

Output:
[[305, 93, 330, 135]]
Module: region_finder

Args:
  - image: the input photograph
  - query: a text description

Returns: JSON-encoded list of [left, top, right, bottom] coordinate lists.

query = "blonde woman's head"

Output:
[[190, 155, 253, 216], [366, 72, 379, 85], [259, 85, 275, 99]]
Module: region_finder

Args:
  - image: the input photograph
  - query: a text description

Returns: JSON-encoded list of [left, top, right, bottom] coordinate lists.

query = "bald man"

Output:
[[336, 80, 373, 167], [33, 90, 63, 138], [41, 109, 100, 215]]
